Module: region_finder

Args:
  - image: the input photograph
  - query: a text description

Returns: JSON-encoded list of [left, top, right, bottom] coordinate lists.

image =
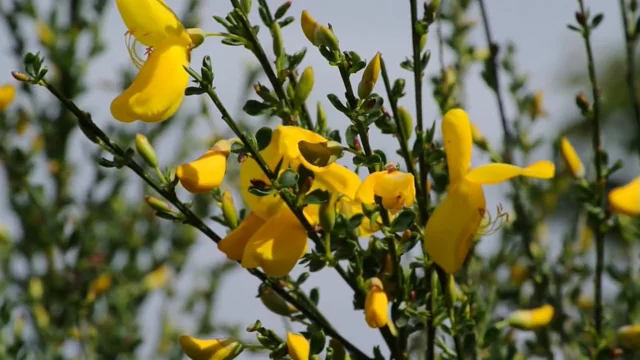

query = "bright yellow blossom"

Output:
[[506, 304, 554, 330], [111, 0, 192, 123], [287, 332, 310, 360], [364, 278, 389, 328], [356, 166, 415, 212], [609, 176, 640, 216], [560, 137, 584, 178], [300, 10, 339, 51], [0, 84, 16, 112], [424, 109, 555, 273], [617, 324, 640, 349], [218, 126, 361, 277], [179, 336, 244, 360], [176, 140, 230, 193]]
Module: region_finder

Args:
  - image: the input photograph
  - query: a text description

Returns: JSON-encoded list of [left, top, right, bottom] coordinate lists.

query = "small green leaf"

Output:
[[347, 214, 364, 231], [185, 86, 205, 96], [567, 24, 581, 32], [304, 189, 329, 205], [327, 94, 348, 113], [309, 288, 320, 305], [243, 100, 271, 116], [255, 127, 273, 150], [279, 169, 298, 188], [391, 210, 416, 232], [309, 329, 325, 355], [346, 125, 358, 149], [591, 13, 604, 29]]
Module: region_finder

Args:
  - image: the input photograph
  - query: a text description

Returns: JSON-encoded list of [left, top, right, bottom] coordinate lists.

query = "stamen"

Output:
[[476, 203, 509, 236], [124, 30, 148, 70]]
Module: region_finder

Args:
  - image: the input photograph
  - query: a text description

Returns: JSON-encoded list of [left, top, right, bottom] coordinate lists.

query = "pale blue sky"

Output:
[[0, 0, 631, 359]]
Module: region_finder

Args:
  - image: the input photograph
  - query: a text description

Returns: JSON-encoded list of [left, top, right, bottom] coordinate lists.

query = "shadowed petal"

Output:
[[115, 0, 191, 47], [218, 212, 265, 261], [609, 176, 640, 216]]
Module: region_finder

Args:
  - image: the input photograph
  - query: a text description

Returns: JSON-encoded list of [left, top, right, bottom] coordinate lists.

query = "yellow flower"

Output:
[[87, 273, 112, 301], [111, 0, 192, 123], [0, 84, 16, 112], [617, 324, 640, 350], [218, 126, 361, 277], [358, 52, 381, 99], [299, 10, 339, 51], [364, 278, 389, 328], [179, 336, 244, 360], [560, 137, 584, 178], [424, 109, 555, 273], [357, 167, 416, 212], [144, 264, 171, 290], [609, 176, 640, 216], [176, 140, 230, 193], [506, 304, 554, 330], [287, 332, 310, 360]]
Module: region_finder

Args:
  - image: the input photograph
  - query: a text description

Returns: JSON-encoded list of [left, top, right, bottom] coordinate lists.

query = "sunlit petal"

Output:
[[176, 141, 229, 193], [287, 332, 310, 360], [609, 176, 640, 216], [218, 212, 265, 261], [442, 108, 473, 184], [277, 125, 331, 173], [423, 181, 486, 273], [241, 208, 308, 277], [560, 137, 584, 178], [111, 38, 189, 123], [115, 0, 191, 47], [373, 171, 416, 211], [465, 161, 555, 185]]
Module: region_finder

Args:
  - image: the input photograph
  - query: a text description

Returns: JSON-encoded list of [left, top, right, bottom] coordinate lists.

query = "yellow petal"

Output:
[[364, 284, 388, 328], [176, 143, 229, 193], [277, 125, 331, 173], [442, 108, 473, 184], [241, 208, 308, 277], [179, 336, 244, 360], [300, 10, 319, 46], [560, 137, 584, 178], [373, 170, 416, 211], [617, 324, 640, 350], [423, 181, 486, 273], [0, 84, 16, 112], [115, 0, 191, 48], [609, 176, 640, 216], [287, 332, 310, 360], [218, 212, 265, 261], [355, 171, 387, 205], [465, 161, 555, 185], [314, 163, 361, 199], [111, 38, 189, 123], [507, 305, 554, 330]]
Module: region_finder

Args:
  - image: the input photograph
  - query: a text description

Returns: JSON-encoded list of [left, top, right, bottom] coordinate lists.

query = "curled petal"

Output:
[[364, 282, 389, 328], [115, 0, 191, 47], [442, 108, 473, 184], [218, 212, 265, 261], [176, 141, 230, 193], [465, 160, 555, 185], [241, 208, 308, 277], [609, 176, 640, 216], [423, 181, 486, 273], [0, 84, 16, 111], [111, 38, 189, 123]]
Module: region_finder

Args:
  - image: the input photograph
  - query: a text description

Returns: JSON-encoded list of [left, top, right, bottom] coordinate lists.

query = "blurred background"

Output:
[[0, 0, 637, 358]]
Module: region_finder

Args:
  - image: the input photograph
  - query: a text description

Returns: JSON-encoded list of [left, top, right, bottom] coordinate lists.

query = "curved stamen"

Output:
[[476, 203, 509, 237], [124, 30, 147, 69]]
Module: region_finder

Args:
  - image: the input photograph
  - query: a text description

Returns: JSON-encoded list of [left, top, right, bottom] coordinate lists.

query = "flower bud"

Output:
[[575, 92, 590, 113], [294, 67, 314, 107], [560, 137, 584, 179], [364, 277, 389, 328], [506, 304, 554, 330], [609, 176, 640, 216], [33, 305, 50, 328], [329, 339, 348, 360], [358, 52, 381, 99], [271, 23, 284, 58], [29, 277, 43, 300], [469, 122, 489, 151], [530, 91, 547, 119], [259, 286, 298, 316], [187, 28, 205, 49], [419, 33, 428, 52], [319, 193, 337, 232], [176, 140, 230, 193], [287, 332, 310, 360], [315, 25, 340, 52], [135, 134, 158, 168], [316, 102, 327, 132], [180, 336, 244, 360], [221, 190, 239, 229], [617, 325, 640, 349], [397, 106, 414, 139], [240, 0, 252, 15], [0, 84, 16, 112], [10, 72, 29, 83], [145, 195, 172, 213]]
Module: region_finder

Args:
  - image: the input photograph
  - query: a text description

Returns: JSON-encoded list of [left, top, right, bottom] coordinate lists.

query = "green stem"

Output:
[[40, 79, 372, 360], [577, 0, 605, 335]]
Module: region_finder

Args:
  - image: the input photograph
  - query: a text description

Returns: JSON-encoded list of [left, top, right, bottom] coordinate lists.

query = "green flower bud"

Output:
[[316, 102, 327, 133], [320, 193, 337, 232], [294, 67, 314, 107], [329, 339, 349, 360], [187, 28, 205, 49], [271, 23, 284, 58], [315, 25, 340, 52], [221, 190, 238, 229], [135, 134, 158, 168], [397, 106, 413, 139], [259, 285, 298, 316], [274, 1, 292, 19], [419, 33, 427, 52], [145, 196, 172, 213], [240, 0, 252, 14], [358, 52, 381, 99]]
